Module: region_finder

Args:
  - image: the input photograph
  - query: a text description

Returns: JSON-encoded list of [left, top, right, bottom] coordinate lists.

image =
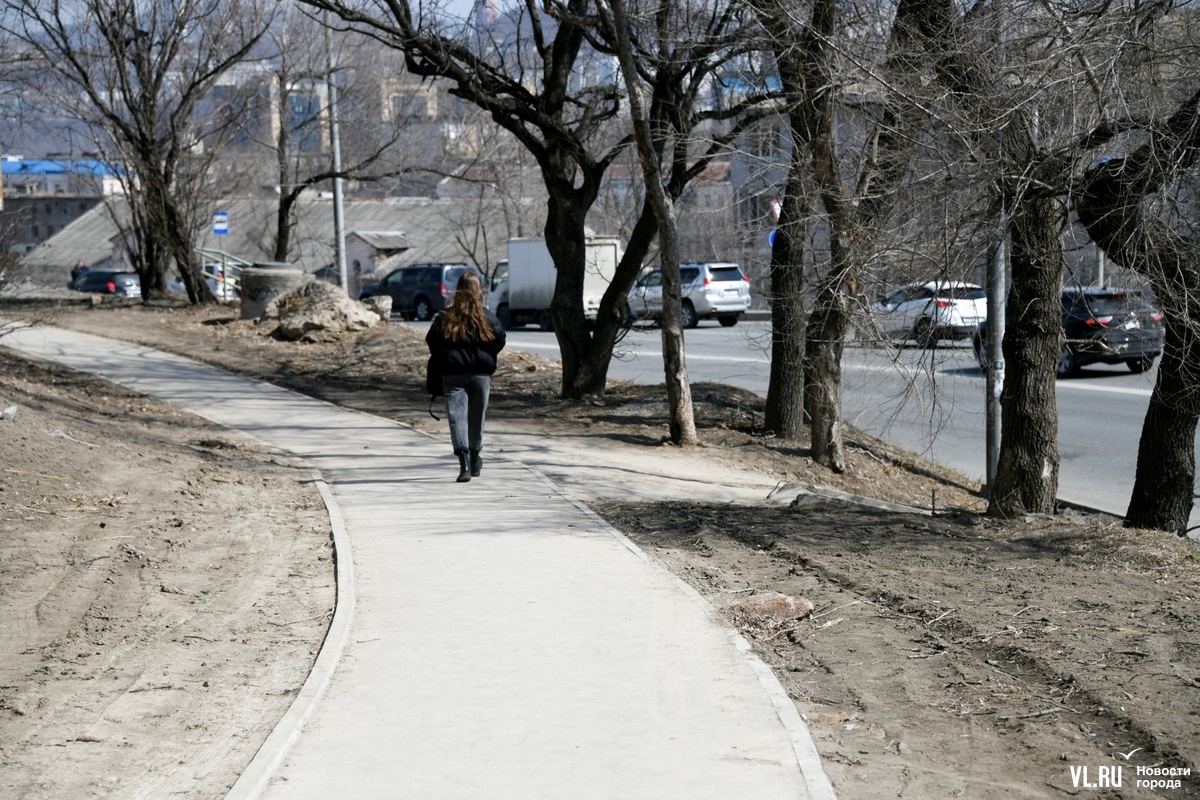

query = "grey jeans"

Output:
[[442, 374, 491, 454]]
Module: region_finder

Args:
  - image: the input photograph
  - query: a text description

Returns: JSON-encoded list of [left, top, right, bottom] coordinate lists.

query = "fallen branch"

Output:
[[999, 708, 1063, 721], [813, 599, 862, 619], [5, 468, 70, 481], [44, 429, 98, 448], [926, 608, 955, 626]]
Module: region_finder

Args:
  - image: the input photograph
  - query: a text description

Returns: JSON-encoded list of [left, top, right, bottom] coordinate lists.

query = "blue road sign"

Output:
[[212, 210, 229, 236]]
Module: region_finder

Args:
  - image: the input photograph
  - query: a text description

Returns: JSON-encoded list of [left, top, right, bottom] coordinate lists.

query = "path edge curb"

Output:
[[224, 469, 355, 800]]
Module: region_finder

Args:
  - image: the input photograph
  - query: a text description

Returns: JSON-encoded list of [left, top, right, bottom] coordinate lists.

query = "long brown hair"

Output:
[[442, 270, 495, 342]]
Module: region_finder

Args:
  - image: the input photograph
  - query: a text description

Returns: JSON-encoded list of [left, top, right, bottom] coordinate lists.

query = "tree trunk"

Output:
[[803, 241, 852, 472], [131, 231, 169, 303], [273, 187, 300, 265], [574, 198, 659, 396], [763, 171, 807, 438], [160, 184, 214, 306], [274, 90, 297, 264], [543, 175, 596, 399], [1126, 318, 1200, 531], [988, 194, 1063, 516], [657, 215, 697, 445]]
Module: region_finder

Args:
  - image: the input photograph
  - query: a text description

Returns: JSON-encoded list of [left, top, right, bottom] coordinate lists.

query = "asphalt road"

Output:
[[411, 318, 1199, 532]]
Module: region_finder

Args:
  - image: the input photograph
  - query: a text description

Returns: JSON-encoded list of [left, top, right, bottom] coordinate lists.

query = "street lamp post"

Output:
[[324, 13, 347, 293]]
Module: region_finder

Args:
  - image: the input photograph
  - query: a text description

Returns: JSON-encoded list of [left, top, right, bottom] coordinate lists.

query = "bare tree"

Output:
[[245, 13, 434, 265], [576, 0, 778, 405], [301, 0, 769, 402], [0, 0, 273, 304], [748, 0, 922, 468], [1076, 84, 1200, 532], [298, 0, 635, 397], [599, 0, 697, 443], [897, 0, 1067, 515]]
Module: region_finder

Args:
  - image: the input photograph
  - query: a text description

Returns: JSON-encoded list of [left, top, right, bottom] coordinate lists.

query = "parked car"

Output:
[[71, 268, 141, 298], [972, 287, 1164, 377], [167, 262, 239, 301], [870, 281, 987, 346], [626, 262, 751, 328], [359, 263, 481, 321]]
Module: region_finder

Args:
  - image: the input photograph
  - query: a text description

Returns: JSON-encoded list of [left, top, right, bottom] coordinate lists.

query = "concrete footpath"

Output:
[[4, 324, 834, 800]]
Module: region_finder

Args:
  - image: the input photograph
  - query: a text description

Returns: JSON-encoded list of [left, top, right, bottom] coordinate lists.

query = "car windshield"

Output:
[[1093, 295, 1148, 314], [444, 266, 474, 286], [638, 271, 662, 288], [709, 267, 744, 283], [1066, 291, 1151, 316]]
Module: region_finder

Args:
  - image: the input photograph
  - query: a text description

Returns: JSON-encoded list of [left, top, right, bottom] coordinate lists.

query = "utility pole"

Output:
[[985, 219, 1006, 494], [324, 12, 348, 292], [985, 0, 1008, 497]]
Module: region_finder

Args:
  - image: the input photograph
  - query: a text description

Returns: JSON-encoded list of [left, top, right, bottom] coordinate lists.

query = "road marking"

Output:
[[507, 340, 1154, 396], [1056, 382, 1152, 397], [509, 340, 771, 364]]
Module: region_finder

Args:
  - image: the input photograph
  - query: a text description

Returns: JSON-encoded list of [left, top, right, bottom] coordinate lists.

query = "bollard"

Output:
[[239, 263, 307, 320]]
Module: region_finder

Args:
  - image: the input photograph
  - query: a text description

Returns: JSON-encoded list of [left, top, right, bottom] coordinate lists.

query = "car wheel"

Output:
[[680, 301, 699, 329], [1127, 355, 1155, 374], [496, 304, 512, 330], [718, 315, 738, 327], [972, 333, 987, 372], [414, 297, 433, 322], [1056, 345, 1079, 378], [536, 310, 554, 332], [913, 318, 938, 348]]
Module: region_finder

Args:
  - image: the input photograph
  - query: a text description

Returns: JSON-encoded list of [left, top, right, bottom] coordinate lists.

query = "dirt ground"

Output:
[[0, 344, 333, 798], [2, 296, 1198, 799]]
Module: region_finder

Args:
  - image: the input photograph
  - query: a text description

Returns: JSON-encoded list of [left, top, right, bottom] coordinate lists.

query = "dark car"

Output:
[[973, 287, 1164, 378], [358, 262, 480, 321], [70, 269, 142, 298]]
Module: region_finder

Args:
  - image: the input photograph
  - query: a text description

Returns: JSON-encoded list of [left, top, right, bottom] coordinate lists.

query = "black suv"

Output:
[[973, 287, 1164, 377], [359, 263, 480, 321], [70, 269, 142, 298]]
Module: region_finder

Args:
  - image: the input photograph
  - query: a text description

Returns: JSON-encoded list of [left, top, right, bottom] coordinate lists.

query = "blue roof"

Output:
[[1, 159, 122, 177]]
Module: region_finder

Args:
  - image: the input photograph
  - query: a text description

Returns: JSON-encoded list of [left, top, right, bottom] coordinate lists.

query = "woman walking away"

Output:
[[426, 271, 506, 482]]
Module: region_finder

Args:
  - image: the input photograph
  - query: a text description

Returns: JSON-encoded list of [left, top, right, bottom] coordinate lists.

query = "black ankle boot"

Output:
[[469, 450, 482, 477], [456, 451, 471, 482]]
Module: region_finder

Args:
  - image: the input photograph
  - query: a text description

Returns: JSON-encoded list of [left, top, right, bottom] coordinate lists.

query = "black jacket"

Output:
[[425, 310, 507, 376]]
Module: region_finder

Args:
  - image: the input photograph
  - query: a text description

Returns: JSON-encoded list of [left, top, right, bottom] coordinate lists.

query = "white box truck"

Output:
[[488, 236, 621, 330]]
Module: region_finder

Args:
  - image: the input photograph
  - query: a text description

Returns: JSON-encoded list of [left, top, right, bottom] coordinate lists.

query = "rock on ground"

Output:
[[264, 281, 381, 341], [360, 294, 392, 322], [729, 591, 815, 630]]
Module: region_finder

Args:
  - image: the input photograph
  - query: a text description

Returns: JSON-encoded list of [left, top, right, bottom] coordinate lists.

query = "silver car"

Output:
[[871, 281, 987, 346], [627, 262, 752, 328]]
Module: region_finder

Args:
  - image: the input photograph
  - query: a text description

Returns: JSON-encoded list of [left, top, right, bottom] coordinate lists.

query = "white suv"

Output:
[[871, 281, 987, 346], [627, 262, 752, 328]]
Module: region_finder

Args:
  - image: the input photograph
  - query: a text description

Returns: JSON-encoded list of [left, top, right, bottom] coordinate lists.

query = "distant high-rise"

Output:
[[475, 0, 497, 28]]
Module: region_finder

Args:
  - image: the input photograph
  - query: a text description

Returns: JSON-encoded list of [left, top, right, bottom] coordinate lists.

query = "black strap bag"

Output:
[[426, 355, 444, 419], [426, 354, 444, 397]]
